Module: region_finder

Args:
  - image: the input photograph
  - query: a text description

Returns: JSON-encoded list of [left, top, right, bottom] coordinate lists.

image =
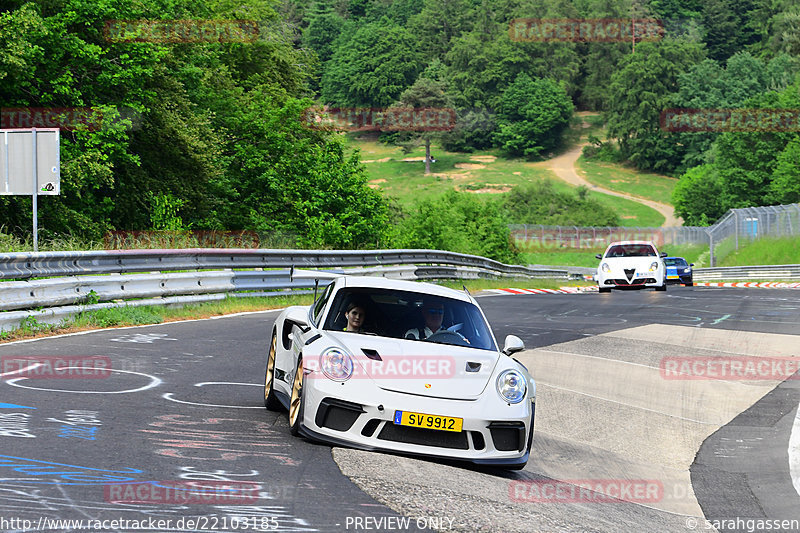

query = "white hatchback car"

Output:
[[264, 271, 536, 469], [595, 241, 667, 293]]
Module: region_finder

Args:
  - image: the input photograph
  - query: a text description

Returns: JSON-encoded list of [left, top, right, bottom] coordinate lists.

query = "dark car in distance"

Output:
[[663, 256, 694, 286]]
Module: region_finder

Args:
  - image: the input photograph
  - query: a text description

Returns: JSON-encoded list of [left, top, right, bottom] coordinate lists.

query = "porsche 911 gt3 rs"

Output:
[[263, 272, 535, 469]]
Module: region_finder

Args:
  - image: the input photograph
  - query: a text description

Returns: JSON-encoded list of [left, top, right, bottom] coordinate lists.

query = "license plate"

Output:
[[393, 410, 463, 432]]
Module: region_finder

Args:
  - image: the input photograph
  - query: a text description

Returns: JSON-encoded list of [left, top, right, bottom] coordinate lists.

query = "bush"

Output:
[[391, 191, 517, 264], [504, 181, 621, 227]]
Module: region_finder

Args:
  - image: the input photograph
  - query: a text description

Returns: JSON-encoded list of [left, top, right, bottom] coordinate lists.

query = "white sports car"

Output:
[[263, 272, 535, 469], [595, 240, 667, 293]]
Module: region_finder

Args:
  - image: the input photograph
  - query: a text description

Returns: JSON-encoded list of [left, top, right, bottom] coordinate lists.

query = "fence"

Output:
[[510, 203, 800, 266], [706, 204, 800, 266]]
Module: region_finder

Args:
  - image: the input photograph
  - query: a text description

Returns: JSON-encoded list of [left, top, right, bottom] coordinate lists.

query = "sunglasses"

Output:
[[425, 308, 444, 315]]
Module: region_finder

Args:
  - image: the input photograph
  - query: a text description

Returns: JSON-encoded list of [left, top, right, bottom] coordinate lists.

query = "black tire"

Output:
[[264, 330, 282, 411], [289, 357, 305, 437], [599, 287, 611, 293], [685, 282, 693, 287], [656, 280, 667, 291]]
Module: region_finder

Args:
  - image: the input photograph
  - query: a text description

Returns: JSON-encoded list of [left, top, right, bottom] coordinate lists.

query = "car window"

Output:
[[664, 258, 688, 266], [322, 287, 497, 351], [606, 244, 657, 258]]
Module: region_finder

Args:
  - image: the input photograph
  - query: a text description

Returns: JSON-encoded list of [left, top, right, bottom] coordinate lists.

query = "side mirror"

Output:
[[690, 263, 695, 267], [502, 335, 525, 355], [660, 252, 667, 257], [595, 254, 602, 260]]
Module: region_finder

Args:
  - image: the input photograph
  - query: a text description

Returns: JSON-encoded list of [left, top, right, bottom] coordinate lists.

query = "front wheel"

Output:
[[264, 331, 281, 411], [599, 287, 611, 293], [289, 357, 305, 436], [655, 280, 667, 291]]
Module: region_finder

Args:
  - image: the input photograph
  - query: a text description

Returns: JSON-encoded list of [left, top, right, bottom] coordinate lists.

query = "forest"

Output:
[[0, 0, 798, 260]]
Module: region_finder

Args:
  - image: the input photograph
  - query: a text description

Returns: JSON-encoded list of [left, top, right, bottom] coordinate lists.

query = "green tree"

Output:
[[392, 191, 516, 263], [321, 17, 423, 107], [494, 73, 574, 159], [701, 0, 759, 61], [504, 181, 621, 226], [388, 69, 453, 174], [606, 39, 705, 173], [768, 138, 800, 204], [671, 164, 726, 225]]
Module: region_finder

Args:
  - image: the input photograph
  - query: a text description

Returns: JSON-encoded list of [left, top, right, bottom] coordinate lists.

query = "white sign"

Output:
[[1, 128, 60, 195]]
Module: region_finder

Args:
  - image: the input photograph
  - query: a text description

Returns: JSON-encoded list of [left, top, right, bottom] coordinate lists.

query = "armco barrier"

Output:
[[0, 248, 563, 281], [693, 265, 800, 281], [0, 249, 573, 332]]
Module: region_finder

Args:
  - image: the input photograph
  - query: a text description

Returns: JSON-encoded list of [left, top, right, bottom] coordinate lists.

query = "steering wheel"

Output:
[[426, 330, 470, 346]]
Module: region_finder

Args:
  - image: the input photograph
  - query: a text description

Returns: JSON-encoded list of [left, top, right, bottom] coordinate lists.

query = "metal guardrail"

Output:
[[0, 249, 574, 332], [694, 265, 800, 281], [0, 248, 567, 281]]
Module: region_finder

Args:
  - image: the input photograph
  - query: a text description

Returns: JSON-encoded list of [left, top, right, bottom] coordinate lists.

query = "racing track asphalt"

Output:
[[0, 286, 797, 532]]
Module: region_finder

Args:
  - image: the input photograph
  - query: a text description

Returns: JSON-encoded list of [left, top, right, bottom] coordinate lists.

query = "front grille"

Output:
[[377, 424, 469, 449], [471, 431, 486, 450], [624, 268, 635, 281], [361, 419, 381, 437]]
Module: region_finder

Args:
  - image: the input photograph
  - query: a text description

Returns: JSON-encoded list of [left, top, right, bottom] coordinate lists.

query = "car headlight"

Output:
[[601, 263, 610, 273], [496, 369, 527, 404], [685, 267, 692, 273], [649, 262, 659, 272], [319, 348, 353, 382]]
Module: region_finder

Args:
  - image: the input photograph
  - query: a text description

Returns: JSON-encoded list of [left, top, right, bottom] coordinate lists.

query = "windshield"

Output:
[[604, 244, 657, 258], [664, 258, 688, 266], [323, 287, 497, 351]]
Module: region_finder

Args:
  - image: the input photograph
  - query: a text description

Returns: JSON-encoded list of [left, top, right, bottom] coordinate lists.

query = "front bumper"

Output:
[[597, 270, 664, 288], [299, 373, 535, 466]]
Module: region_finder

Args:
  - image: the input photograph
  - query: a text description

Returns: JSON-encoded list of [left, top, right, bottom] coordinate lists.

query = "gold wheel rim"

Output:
[[289, 360, 303, 427], [265, 335, 276, 400]]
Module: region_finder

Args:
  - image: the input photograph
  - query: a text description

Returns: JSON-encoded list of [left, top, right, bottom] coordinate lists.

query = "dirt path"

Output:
[[547, 144, 683, 227]]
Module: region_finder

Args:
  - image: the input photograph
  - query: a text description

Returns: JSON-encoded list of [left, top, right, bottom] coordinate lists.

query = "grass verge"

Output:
[[717, 236, 800, 267]]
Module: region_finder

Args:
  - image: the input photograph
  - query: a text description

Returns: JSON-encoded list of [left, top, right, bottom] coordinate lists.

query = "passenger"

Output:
[[344, 300, 368, 333]]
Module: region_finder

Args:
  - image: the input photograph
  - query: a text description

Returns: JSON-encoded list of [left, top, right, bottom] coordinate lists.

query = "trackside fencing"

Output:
[[0, 248, 576, 332], [510, 203, 800, 266]]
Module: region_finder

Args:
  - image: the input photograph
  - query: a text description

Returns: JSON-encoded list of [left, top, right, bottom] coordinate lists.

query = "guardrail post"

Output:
[[708, 230, 715, 267]]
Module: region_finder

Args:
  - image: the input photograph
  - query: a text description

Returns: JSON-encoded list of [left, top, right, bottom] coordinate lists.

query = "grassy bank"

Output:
[[716, 236, 800, 266], [575, 156, 678, 204], [351, 135, 668, 228]]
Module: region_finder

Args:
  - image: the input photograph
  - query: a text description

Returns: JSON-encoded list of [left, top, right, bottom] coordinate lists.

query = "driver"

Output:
[[404, 299, 446, 340], [404, 298, 468, 343]]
